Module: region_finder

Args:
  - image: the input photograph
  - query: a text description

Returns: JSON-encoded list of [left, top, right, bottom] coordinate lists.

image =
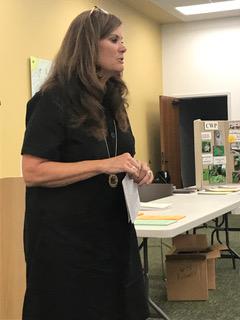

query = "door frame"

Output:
[[170, 91, 231, 119]]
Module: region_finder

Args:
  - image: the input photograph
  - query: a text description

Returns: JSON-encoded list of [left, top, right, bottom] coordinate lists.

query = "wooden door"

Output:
[[159, 96, 182, 188]]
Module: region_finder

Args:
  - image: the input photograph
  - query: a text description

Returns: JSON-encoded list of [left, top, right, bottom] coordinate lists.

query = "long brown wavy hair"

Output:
[[41, 7, 129, 139]]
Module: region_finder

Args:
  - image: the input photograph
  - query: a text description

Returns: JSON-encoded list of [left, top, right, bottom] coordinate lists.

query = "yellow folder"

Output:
[[137, 213, 185, 220]]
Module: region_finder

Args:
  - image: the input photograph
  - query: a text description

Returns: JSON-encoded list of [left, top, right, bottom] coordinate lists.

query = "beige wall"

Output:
[[162, 17, 240, 119], [0, 0, 163, 178]]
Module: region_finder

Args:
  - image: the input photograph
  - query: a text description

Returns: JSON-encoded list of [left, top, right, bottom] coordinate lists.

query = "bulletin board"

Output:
[[194, 119, 240, 189]]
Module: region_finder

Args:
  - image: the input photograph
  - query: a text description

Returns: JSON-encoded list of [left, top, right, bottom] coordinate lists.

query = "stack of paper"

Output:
[[135, 220, 177, 226], [198, 190, 230, 195], [140, 201, 171, 210], [136, 214, 185, 225], [137, 214, 185, 220], [198, 185, 240, 195], [135, 204, 185, 225], [218, 185, 240, 191]]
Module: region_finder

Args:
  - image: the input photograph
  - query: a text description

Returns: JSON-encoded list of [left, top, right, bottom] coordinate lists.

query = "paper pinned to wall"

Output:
[[30, 56, 52, 96]]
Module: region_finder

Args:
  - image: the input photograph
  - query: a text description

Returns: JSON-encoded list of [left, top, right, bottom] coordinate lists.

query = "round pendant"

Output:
[[108, 174, 118, 188]]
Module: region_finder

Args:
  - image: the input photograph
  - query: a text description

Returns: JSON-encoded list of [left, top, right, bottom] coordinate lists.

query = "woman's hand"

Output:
[[130, 160, 153, 186], [102, 153, 141, 176], [102, 154, 153, 185]]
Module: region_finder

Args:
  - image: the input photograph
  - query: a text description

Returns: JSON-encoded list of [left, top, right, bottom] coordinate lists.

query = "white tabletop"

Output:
[[135, 192, 240, 238]]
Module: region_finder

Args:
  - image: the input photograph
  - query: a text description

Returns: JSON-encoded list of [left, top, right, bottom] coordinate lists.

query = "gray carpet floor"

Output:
[[143, 214, 240, 320]]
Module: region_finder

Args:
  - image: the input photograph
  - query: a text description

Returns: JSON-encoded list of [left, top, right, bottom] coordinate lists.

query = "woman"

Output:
[[21, 7, 153, 320]]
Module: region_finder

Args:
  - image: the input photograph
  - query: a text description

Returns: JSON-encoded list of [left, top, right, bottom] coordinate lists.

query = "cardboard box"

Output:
[[166, 234, 220, 301], [172, 234, 208, 252]]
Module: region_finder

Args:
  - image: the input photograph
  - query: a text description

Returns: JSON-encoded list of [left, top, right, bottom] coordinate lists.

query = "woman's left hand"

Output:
[[131, 160, 153, 185]]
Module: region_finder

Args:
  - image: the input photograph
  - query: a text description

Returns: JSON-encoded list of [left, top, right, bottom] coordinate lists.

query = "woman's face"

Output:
[[97, 25, 126, 78]]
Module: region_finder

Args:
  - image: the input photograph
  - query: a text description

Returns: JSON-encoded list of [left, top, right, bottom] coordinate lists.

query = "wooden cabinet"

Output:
[[0, 177, 25, 320]]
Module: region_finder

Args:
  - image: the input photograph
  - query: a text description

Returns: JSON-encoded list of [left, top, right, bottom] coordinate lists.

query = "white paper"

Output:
[[140, 201, 171, 210], [122, 174, 140, 222], [213, 156, 226, 165], [201, 131, 212, 140], [202, 154, 213, 165], [204, 121, 218, 130], [30, 56, 52, 96]]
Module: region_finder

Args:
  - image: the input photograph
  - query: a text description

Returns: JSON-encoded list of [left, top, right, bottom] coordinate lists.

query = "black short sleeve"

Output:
[[21, 91, 65, 161]]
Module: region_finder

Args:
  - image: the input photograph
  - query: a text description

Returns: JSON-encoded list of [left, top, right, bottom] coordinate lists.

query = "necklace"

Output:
[[104, 120, 118, 188]]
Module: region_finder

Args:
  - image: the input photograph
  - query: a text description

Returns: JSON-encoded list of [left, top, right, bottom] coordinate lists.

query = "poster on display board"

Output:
[[194, 119, 240, 189], [229, 121, 240, 183]]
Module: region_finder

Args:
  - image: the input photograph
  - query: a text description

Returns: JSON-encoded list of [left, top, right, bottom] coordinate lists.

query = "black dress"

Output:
[[21, 88, 149, 320]]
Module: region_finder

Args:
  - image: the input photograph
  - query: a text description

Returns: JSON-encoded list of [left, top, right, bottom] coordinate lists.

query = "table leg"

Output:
[[221, 212, 240, 269], [142, 238, 171, 320]]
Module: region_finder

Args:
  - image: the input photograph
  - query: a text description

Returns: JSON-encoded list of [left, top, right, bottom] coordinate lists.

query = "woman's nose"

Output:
[[120, 42, 127, 52]]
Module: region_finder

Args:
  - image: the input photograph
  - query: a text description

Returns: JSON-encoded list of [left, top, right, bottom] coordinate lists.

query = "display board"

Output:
[[194, 120, 240, 189]]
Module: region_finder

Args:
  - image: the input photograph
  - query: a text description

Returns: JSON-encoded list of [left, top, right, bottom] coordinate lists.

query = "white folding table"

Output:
[[135, 192, 240, 320]]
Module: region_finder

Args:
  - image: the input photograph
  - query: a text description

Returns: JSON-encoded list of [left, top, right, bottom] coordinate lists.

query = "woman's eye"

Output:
[[110, 38, 118, 43]]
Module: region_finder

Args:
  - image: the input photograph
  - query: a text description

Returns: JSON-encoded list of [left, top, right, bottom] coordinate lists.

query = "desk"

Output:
[[135, 192, 240, 320], [136, 192, 240, 238]]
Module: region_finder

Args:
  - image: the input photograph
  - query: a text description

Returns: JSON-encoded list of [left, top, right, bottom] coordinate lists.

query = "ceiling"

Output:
[[119, 0, 240, 24]]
